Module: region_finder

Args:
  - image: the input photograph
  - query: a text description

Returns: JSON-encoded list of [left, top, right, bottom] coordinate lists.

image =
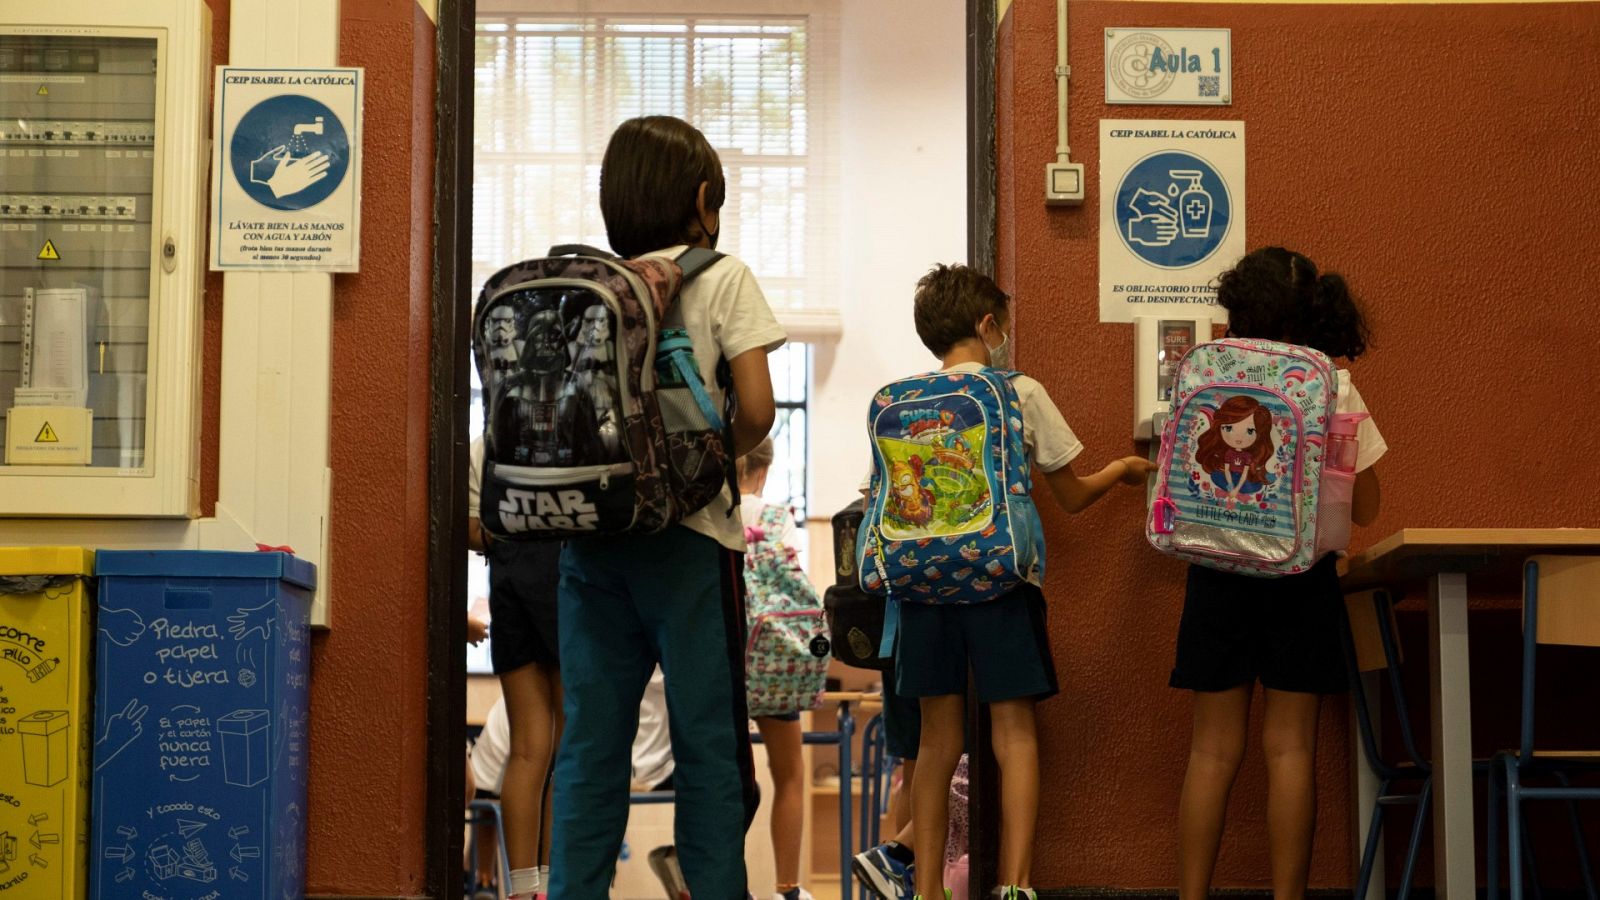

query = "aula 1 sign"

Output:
[[1105, 28, 1232, 106]]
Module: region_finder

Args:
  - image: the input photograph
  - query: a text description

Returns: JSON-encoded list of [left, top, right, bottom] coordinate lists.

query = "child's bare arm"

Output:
[[1352, 465, 1381, 526], [1041, 456, 1154, 513], [727, 347, 777, 455]]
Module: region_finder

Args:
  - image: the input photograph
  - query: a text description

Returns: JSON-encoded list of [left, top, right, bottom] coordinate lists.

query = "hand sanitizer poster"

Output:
[[211, 68, 364, 272], [1098, 120, 1245, 323]]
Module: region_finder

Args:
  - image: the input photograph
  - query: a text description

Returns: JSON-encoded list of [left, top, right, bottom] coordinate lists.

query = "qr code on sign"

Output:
[[1198, 76, 1220, 97]]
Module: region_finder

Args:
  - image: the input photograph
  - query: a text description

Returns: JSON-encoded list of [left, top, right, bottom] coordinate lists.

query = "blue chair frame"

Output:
[[464, 797, 513, 897], [1341, 588, 1437, 900], [1492, 559, 1600, 900]]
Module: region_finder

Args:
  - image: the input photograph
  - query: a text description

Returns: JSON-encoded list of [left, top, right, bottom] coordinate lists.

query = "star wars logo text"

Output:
[[499, 489, 600, 532]]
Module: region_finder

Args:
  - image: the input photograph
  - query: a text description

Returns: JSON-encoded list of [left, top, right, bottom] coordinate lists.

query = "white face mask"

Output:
[[985, 331, 1012, 370]]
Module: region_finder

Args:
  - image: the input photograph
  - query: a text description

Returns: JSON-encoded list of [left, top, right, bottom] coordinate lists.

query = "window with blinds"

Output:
[[471, 12, 836, 315]]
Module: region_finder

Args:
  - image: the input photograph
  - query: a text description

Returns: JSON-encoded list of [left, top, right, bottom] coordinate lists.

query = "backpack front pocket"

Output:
[[482, 461, 637, 537]]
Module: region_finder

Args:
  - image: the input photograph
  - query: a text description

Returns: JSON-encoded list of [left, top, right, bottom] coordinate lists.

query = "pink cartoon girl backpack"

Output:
[[1147, 337, 1362, 576]]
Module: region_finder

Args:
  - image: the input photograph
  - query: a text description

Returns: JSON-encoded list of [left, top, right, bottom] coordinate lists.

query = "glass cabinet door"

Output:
[[1, 33, 160, 471]]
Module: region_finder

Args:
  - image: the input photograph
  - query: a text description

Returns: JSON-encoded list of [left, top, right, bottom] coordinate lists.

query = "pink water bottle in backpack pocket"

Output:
[[1315, 412, 1369, 554]]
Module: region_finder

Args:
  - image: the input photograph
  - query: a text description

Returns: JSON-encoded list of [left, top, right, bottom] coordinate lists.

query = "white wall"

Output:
[[809, 0, 968, 520]]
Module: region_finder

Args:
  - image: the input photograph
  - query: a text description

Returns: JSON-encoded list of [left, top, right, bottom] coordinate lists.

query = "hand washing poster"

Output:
[[211, 68, 363, 272], [1099, 120, 1244, 323]]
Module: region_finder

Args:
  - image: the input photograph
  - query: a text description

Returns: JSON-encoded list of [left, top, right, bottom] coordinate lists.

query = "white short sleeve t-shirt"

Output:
[[468, 437, 484, 519], [1336, 369, 1387, 473], [468, 696, 510, 794], [645, 248, 788, 552], [944, 363, 1085, 473]]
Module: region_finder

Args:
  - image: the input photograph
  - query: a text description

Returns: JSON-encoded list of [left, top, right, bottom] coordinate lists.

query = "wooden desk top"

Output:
[[1340, 528, 1600, 591]]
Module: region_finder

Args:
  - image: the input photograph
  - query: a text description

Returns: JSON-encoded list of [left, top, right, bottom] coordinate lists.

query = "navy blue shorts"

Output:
[[1169, 555, 1349, 695], [894, 583, 1058, 704], [487, 540, 562, 673]]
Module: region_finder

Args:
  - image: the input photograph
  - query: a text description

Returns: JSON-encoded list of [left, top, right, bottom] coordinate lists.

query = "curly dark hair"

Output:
[[912, 264, 1010, 357], [1216, 247, 1370, 360]]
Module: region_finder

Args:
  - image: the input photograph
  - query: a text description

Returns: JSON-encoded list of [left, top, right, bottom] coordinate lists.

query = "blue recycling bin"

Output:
[[89, 551, 313, 900]]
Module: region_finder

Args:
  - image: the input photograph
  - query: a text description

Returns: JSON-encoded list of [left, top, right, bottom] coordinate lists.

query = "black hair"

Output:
[[1216, 246, 1370, 360], [912, 264, 1010, 357], [599, 116, 726, 259]]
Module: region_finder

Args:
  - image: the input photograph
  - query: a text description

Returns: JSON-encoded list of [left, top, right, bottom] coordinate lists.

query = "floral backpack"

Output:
[[744, 503, 830, 718]]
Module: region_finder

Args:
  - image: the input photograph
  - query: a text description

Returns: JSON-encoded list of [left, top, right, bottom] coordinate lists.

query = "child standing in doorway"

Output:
[[882, 265, 1154, 900], [549, 115, 786, 900], [1171, 247, 1386, 900]]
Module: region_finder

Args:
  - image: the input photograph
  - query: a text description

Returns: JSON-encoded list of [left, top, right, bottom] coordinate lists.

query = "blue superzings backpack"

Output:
[[857, 368, 1043, 653]]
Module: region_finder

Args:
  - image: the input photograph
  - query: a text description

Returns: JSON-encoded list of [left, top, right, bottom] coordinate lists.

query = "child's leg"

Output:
[[756, 715, 805, 892], [1177, 685, 1253, 900], [988, 697, 1039, 888], [912, 694, 965, 899], [639, 531, 758, 898], [499, 661, 561, 874], [1261, 689, 1321, 900], [548, 546, 654, 900], [540, 678, 565, 869], [891, 756, 917, 847]]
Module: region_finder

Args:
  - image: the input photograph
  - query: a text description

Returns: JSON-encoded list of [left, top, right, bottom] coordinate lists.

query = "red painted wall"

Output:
[[997, 2, 1600, 889], [198, 1, 436, 894]]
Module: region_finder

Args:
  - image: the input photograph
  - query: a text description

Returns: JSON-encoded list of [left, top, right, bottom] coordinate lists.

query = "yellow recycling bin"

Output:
[[0, 547, 93, 899]]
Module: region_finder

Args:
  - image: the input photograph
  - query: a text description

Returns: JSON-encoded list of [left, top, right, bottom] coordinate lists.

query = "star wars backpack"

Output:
[[1146, 338, 1341, 576], [744, 503, 831, 717], [472, 245, 734, 540], [858, 368, 1043, 607]]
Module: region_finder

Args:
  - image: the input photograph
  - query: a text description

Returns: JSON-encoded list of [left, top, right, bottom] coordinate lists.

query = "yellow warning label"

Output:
[[34, 421, 59, 443], [36, 85, 48, 96], [37, 239, 59, 261]]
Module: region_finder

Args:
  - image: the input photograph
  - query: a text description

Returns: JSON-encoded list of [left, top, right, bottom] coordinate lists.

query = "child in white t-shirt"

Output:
[[884, 265, 1154, 900], [1169, 247, 1386, 900], [549, 115, 785, 900]]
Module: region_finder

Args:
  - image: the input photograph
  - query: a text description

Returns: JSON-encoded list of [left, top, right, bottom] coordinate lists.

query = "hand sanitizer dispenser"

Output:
[[1134, 314, 1211, 440]]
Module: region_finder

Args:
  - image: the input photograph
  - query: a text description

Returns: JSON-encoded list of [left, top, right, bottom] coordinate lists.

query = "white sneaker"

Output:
[[773, 889, 815, 900]]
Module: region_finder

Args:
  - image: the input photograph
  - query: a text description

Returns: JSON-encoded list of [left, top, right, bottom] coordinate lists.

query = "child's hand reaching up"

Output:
[[1120, 456, 1157, 485]]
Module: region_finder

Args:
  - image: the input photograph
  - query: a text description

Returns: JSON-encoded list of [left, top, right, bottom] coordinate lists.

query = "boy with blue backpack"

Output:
[[860, 265, 1153, 900]]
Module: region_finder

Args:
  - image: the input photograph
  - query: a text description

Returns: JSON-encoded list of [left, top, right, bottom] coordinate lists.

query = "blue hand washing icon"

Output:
[[230, 96, 349, 211], [1114, 151, 1230, 270]]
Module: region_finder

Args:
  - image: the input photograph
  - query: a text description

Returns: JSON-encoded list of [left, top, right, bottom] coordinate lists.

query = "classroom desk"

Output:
[[1340, 528, 1600, 900]]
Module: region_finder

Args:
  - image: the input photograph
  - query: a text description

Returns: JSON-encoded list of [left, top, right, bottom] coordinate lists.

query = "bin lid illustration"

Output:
[[19, 709, 70, 735], [217, 709, 271, 736], [0, 546, 94, 577], [95, 550, 316, 590]]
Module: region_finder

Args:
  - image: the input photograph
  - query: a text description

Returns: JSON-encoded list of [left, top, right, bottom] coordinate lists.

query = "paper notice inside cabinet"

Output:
[[24, 287, 89, 408]]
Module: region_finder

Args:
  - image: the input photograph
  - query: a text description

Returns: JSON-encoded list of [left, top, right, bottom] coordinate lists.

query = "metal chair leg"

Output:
[[1397, 778, 1432, 900], [1507, 756, 1525, 900], [1524, 820, 1545, 900], [1355, 780, 1387, 900], [1555, 772, 1600, 900], [1489, 760, 1502, 900]]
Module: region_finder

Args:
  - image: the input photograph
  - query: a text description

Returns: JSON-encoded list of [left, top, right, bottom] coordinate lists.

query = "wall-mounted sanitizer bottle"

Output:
[[1171, 169, 1213, 239], [1134, 314, 1212, 440]]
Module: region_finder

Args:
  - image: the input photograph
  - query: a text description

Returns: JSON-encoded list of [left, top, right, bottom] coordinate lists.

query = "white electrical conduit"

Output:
[[1056, 0, 1071, 163]]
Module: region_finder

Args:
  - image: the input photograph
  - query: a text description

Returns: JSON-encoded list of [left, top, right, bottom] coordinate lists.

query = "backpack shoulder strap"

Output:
[[675, 248, 725, 284], [548, 243, 616, 260]]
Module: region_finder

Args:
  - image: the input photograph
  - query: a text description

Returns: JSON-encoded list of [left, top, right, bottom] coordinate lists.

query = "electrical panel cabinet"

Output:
[[0, 0, 210, 516]]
